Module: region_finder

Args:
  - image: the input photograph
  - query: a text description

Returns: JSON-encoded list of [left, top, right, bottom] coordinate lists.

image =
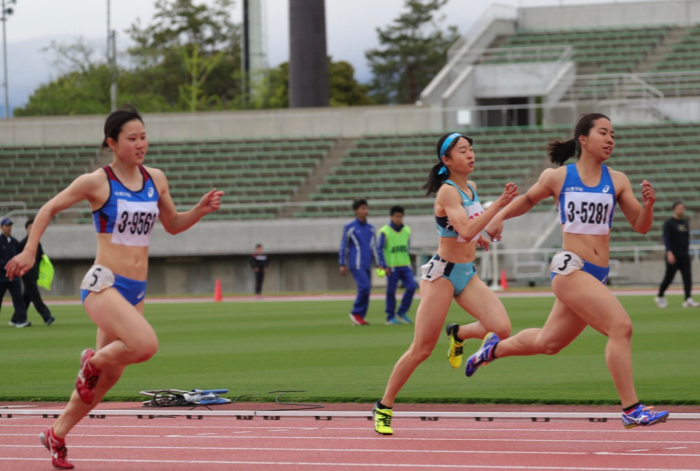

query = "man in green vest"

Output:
[[378, 206, 416, 325]]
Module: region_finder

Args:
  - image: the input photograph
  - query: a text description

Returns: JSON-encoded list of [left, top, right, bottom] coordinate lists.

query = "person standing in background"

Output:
[[249, 244, 268, 296], [655, 201, 698, 308], [19, 217, 55, 325], [339, 199, 379, 326], [0, 217, 30, 328], [378, 206, 416, 325]]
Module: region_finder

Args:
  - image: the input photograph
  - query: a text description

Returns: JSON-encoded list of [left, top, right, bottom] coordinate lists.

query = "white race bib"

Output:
[[457, 201, 484, 243], [550, 251, 584, 276], [80, 265, 116, 293], [562, 192, 613, 236], [111, 199, 160, 247], [421, 258, 448, 281]]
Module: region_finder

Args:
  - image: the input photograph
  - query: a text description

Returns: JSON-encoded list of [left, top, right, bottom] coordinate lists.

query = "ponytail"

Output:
[[549, 112, 610, 166], [423, 161, 447, 196], [547, 138, 578, 166]]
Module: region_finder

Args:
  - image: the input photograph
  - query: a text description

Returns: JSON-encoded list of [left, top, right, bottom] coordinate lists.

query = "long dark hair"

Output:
[[548, 113, 609, 166], [102, 104, 144, 148], [422, 133, 473, 196]]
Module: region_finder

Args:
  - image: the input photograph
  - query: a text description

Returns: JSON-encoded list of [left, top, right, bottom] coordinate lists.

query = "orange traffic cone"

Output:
[[499, 270, 508, 291], [214, 279, 223, 302]]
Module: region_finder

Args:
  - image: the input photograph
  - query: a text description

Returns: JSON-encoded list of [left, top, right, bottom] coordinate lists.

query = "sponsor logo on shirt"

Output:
[[565, 187, 584, 192], [114, 191, 132, 197], [602, 185, 610, 193], [148, 187, 154, 198]]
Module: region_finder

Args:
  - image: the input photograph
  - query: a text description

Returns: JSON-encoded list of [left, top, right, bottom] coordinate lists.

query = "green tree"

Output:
[[365, 0, 459, 104], [127, 0, 243, 110], [254, 59, 372, 109], [14, 65, 112, 116], [178, 43, 226, 111], [14, 39, 114, 116]]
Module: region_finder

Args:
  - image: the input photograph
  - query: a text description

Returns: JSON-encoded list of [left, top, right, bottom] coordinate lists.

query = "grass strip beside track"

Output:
[[1, 295, 698, 404]]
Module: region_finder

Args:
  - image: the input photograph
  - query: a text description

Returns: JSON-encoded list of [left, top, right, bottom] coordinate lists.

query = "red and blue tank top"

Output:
[[92, 165, 160, 247]]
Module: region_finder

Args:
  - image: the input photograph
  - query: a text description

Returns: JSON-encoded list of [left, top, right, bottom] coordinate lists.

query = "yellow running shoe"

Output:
[[373, 402, 393, 435], [446, 323, 465, 369]]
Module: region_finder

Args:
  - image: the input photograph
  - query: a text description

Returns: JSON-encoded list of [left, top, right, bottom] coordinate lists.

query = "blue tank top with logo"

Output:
[[92, 165, 160, 247], [558, 164, 615, 236]]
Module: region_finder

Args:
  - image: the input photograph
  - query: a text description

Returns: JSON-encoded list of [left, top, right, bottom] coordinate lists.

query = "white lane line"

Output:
[[0, 423, 697, 434], [3, 444, 700, 458], [0, 457, 698, 470], [1, 432, 698, 444]]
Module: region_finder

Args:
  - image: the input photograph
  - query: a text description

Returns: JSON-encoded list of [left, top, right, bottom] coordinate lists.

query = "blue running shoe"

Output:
[[397, 313, 412, 324], [622, 404, 669, 429], [385, 317, 401, 325], [465, 332, 500, 378]]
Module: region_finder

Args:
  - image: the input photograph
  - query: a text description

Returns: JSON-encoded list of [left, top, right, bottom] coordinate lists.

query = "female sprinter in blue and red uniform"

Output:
[[5, 105, 224, 469], [372, 132, 518, 435], [466, 113, 669, 429]]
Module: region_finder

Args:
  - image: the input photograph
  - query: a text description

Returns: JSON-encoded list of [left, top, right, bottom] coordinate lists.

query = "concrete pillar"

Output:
[[289, 0, 330, 108]]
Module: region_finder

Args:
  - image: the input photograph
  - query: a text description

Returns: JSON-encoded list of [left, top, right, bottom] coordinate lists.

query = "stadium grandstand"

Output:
[[1, 0, 699, 295]]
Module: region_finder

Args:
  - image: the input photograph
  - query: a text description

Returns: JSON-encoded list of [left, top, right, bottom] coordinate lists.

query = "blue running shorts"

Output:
[[550, 250, 610, 284], [421, 254, 477, 296], [80, 265, 147, 306]]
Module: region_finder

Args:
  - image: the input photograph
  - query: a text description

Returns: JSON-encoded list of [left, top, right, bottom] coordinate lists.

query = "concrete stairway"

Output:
[[280, 137, 355, 218], [635, 26, 691, 73]]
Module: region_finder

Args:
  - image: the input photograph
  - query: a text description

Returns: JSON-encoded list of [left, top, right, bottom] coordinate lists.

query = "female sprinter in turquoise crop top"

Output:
[[371, 132, 518, 435]]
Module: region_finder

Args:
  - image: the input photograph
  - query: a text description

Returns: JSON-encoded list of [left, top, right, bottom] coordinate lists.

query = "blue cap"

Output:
[[0, 217, 12, 226]]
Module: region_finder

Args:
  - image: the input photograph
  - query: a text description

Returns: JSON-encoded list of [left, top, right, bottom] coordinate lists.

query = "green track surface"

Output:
[[1, 295, 698, 405]]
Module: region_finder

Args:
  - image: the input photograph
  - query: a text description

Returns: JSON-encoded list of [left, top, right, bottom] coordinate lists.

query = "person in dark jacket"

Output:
[[249, 244, 268, 295], [0, 217, 30, 327], [19, 217, 55, 325], [655, 201, 698, 308]]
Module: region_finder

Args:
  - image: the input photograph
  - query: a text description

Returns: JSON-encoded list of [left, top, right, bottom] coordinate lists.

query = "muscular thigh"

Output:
[[413, 278, 454, 349], [537, 299, 587, 350], [454, 275, 508, 329], [85, 290, 155, 346], [552, 271, 630, 337], [95, 300, 145, 349]]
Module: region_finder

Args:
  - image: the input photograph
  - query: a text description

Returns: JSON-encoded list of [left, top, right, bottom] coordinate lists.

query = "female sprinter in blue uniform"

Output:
[[5, 105, 224, 469], [372, 132, 518, 435], [466, 113, 668, 429]]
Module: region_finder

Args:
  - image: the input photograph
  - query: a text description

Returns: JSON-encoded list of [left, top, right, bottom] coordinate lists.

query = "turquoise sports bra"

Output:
[[435, 180, 484, 243]]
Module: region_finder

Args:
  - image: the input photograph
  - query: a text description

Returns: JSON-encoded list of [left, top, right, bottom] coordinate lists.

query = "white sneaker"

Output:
[[682, 298, 699, 308], [654, 296, 668, 308]]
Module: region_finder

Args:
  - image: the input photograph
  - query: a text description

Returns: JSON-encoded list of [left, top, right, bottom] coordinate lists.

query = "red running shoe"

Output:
[[39, 427, 74, 470], [75, 348, 101, 404], [349, 313, 370, 326]]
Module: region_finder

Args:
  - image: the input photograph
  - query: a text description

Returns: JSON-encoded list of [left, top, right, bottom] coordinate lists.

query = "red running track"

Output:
[[1, 415, 699, 471]]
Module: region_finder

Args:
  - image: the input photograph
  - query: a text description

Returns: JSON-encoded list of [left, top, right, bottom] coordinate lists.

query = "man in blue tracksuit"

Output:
[[339, 199, 379, 326]]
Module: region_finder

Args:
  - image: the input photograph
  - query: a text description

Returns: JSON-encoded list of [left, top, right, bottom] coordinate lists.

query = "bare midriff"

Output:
[[435, 237, 477, 264], [561, 228, 610, 267], [93, 233, 149, 281]]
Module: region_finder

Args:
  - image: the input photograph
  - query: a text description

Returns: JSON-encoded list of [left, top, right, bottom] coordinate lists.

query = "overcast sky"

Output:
[[4, 0, 648, 113]]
